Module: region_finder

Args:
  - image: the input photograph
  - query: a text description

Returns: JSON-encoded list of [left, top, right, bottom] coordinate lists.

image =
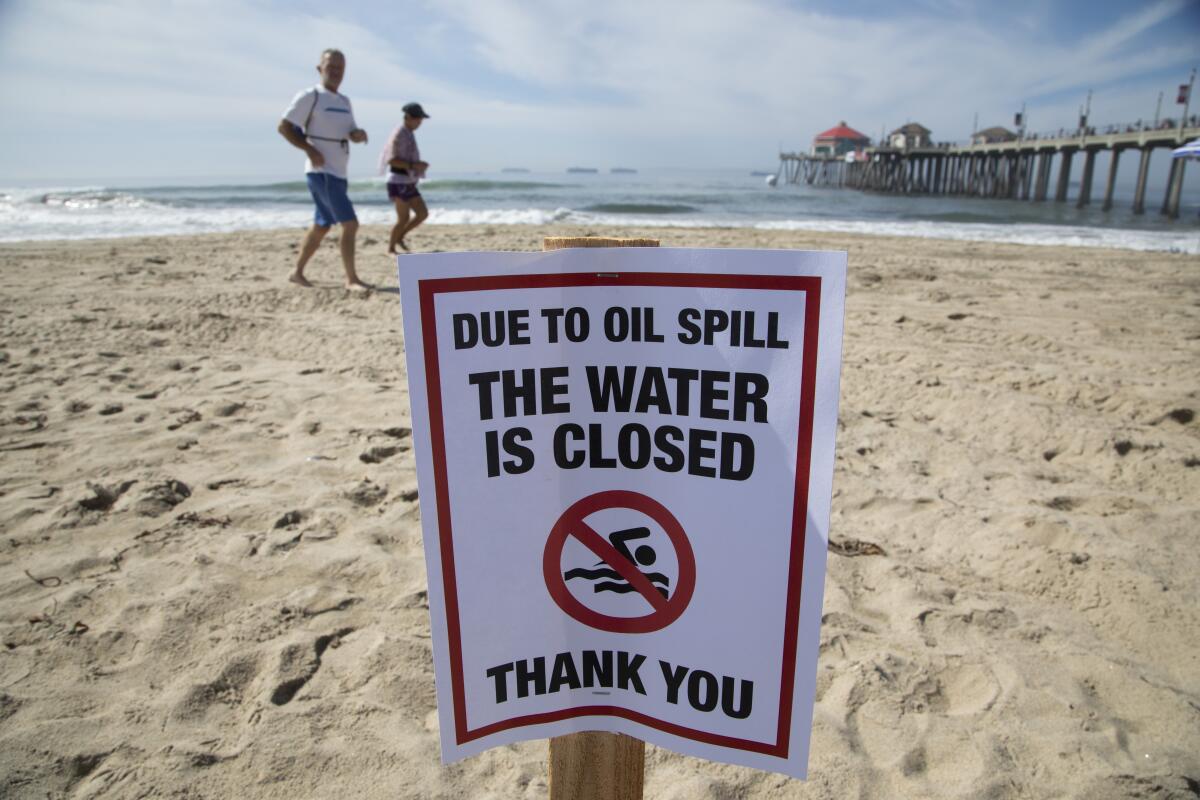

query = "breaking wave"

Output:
[[1, 177, 1195, 254]]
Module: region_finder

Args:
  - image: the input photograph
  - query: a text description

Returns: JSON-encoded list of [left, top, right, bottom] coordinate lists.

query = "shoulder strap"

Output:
[[302, 88, 319, 133]]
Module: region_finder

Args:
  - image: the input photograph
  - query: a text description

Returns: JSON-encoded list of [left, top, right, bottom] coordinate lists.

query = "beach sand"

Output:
[[1, 224, 1197, 799]]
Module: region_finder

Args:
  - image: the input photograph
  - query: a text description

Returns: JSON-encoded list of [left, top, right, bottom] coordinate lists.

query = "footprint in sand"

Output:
[[1163, 408, 1193, 425], [274, 510, 305, 529], [75, 480, 137, 512], [345, 480, 387, 507], [167, 409, 201, 430], [213, 402, 244, 418], [932, 661, 1004, 717], [174, 654, 260, 720], [301, 518, 338, 542], [0, 694, 22, 725], [132, 479, 191, 517], [850, 658, 1001, 785], [359, 446, 400, 464], [269, 629, 354, 706]]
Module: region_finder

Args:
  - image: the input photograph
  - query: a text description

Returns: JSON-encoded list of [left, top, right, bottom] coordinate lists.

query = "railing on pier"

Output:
[[777, 125, 1200, 218]]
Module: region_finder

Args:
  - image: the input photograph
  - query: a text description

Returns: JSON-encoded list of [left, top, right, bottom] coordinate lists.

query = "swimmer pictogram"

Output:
[[563, 526, 671, 597], [543, 490, 696, 633]]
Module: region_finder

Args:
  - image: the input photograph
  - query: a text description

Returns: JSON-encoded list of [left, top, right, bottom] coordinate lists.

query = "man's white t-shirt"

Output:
[[282, 86, 357, 179]]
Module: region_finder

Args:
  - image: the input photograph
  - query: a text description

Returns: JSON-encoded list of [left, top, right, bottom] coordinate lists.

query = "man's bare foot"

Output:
[[398, 237, 411, 252], [345, 280, 373, 293], [289, 272, 313, 287]]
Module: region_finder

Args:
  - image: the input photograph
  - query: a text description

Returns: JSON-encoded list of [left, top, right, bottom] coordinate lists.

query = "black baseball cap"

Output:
[[403, 102, 430, 118]]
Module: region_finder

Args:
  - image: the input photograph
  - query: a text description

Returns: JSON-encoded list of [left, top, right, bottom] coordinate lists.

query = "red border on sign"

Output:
[[543, 489, 697, 633], [418, 270, 822, 759]]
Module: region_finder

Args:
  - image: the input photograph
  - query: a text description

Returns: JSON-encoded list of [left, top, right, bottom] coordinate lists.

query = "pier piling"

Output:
[[1133, 149, 1152, 214], [1077, 149, 1097, 208], [1102, 150, 1121, 212], [1055, 150, 1074, 203], [1033, 153, 1050, 201], [1163, 159, 1186, 219]]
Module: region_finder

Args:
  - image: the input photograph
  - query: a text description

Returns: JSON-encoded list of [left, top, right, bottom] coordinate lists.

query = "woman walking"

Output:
[[380, 103, 431, 254]]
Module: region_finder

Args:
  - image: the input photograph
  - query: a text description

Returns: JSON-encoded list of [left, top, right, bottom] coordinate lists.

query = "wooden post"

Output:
[[542, 234, 657, 800], [549, 732, 646, 800], [544, 236, 659, 252]]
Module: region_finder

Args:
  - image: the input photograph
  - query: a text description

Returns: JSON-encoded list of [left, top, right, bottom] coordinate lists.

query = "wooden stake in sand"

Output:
[[543, 236, 660, 251], [542, 235, 658, 800]]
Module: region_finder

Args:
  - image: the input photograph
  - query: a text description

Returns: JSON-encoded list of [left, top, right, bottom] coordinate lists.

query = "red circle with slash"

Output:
[[543, 490, 696, 633]]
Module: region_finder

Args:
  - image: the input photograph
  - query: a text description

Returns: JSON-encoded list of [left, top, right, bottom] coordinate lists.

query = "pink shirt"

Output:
[[383, 126, 421, 185]]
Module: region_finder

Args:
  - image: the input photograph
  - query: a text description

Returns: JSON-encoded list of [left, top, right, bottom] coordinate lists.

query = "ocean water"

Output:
[[2, 169, 1198, 253]]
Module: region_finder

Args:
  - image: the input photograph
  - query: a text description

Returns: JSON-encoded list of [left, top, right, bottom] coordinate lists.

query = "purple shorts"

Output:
[[387, 183, 422, 202]]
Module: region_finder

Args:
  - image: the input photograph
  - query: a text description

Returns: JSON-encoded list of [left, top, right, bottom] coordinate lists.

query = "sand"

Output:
[[0, 224, 1197, 799]]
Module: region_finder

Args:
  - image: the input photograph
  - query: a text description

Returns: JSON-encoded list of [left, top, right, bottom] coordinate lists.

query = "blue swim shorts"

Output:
[[306, 172, 357, 227]]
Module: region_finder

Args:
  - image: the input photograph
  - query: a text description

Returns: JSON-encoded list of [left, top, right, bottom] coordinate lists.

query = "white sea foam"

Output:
[[2, 183, 1196, 254], [428, 207, 575, 226], [421, 208, 1200, 254], [752, 218, 1200, 255]]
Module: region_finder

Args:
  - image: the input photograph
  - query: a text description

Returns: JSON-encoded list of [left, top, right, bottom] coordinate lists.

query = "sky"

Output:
[[0, 0, 1196, 182]]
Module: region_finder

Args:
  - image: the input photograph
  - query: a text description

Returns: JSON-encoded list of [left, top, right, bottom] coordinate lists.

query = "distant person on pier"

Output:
[[380, 103, 431, 254], [277, 48, 371, 291]]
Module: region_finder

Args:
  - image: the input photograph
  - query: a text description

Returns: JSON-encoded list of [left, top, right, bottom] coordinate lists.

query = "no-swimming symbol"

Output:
[[543, 490, 696, 634]]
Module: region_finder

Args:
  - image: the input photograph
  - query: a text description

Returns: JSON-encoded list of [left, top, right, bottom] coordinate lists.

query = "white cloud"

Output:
[[0, 0, 1193, 179], [425, 0, 1193, 145]]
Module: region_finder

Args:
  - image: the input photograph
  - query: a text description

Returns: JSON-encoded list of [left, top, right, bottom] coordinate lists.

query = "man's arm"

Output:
[[277, 119, 325, 168], [346, 100, 367, 144]]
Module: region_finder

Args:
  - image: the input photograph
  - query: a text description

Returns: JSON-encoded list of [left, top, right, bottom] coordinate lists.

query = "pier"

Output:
[[777, 125, 1200, 218]]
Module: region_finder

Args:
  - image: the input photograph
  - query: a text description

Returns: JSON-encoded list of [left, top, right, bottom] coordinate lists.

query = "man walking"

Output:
[[277, 48, 371, 291]]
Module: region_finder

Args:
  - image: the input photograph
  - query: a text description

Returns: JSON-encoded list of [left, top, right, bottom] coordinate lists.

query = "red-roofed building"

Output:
[[812, 122, 871, 157]]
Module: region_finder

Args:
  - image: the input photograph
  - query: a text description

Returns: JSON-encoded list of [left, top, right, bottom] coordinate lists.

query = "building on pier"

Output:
[[777, 123, 1200, 219], [811, 122, 870, 157], [889, 122, 932, 150], [971, 126, 1018, 145]]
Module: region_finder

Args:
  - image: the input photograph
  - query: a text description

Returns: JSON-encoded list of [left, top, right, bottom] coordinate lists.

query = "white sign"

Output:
[[398, 248, 846, 778]]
